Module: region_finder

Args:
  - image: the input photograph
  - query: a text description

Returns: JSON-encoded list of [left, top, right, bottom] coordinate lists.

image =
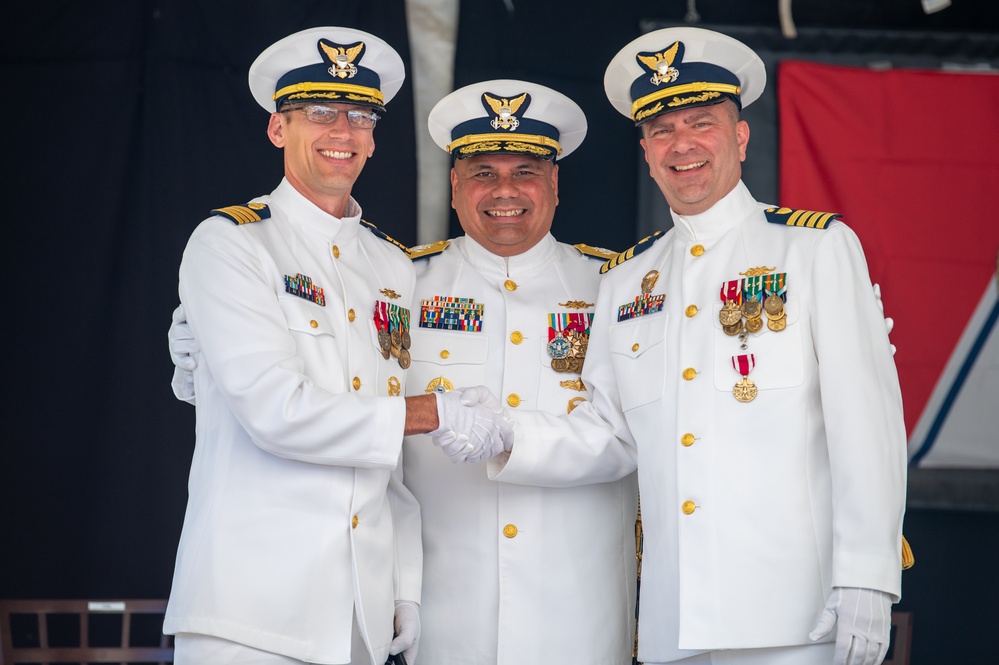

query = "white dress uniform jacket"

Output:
[[495, 182, 906, 663], [164, 178, 421, 665], [403, 234, 638, 664]]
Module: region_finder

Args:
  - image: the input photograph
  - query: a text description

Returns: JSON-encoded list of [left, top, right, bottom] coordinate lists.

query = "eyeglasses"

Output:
[[280, 104, 379, 129]]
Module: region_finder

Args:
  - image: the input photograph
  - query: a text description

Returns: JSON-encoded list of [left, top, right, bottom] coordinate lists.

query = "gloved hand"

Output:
[[872, 283, 896, 356], [389, 600, 420, 664], [168, 304, 200, 404], [808, 586, 892, 665], [431, 386, 513, 463]]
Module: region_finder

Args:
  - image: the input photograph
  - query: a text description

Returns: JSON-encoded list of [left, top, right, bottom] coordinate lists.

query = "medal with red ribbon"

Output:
[[731, 353, 758, 403], [719, 278, 744, 335]]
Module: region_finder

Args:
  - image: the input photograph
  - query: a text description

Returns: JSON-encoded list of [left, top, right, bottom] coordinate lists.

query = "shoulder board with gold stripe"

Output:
[[360, 219, 409, 254], [764, 207, 840, 230], [599, 231, 665, 274], [211, 202, 270, 225], [407, 240, 450, 261], [573, 243, 620, 261]]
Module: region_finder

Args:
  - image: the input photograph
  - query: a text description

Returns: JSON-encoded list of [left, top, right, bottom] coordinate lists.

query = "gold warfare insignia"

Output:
[[637, 42, 681, 86], [484, 92, 528, 131], [740, 266, 776, 277], [319, 40, 364, 79], [559, 301, 594, 309], [560, 378, 586, 391], [380, 288, 401, 300]]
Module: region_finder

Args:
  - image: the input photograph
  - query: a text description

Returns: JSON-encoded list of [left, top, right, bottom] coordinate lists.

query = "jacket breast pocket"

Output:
[[277, 295, 346, 391], [406, 329, 490, 394], [609, 314, 667, 411], [711, 294, 805, 391]]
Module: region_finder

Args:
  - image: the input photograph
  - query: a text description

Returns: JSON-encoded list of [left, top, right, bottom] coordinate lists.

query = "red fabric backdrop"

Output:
[[778, 61, 999, 437]]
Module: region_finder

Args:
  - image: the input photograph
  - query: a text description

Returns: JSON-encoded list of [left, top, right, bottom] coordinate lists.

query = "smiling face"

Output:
[[267, 103, 376, 217], [450, 153, 559, 257], [639, 100, 749, 216]]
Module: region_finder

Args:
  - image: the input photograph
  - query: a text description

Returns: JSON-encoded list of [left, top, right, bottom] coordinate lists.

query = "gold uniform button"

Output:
[[685, 305, 699, 318], [352, 377, 361, 390], [632, 343, 640, 352], [332, 245, 340, 259], [682, 500, 696, 515], [440, 350, 450, 359], [507, 394, 521, 408], [504, 279, 517, 291], [682, 367, 697, 381], [510, 331, 524, 344], [310, 320, 319, 328], [503, 524, 518, 538], [348, 309, 355, 322], [681, 433, 695, 447], [351, 515, 359, 528], [690, 244, 705, 257]]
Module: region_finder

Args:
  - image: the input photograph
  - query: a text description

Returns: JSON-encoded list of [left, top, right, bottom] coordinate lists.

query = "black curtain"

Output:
[[1, 0, 415, 599]]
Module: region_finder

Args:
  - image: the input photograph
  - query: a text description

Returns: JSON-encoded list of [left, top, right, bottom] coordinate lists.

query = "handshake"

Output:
[[430, 387, 514, 463]]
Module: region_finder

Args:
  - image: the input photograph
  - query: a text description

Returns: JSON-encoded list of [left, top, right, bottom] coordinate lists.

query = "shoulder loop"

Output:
[[599, 230, 666, 274], [407, 240, 450, 261], [360, 219, 410, 254], [211, 202, 270, 225], [764, 207, 840, 230], [574, 243, 620, 261]]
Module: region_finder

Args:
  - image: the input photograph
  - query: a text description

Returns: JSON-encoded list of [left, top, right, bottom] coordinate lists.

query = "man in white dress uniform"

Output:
[[487, 27, 908, 665], [402, 80, 639, 664], [163, 27, 509, 665]]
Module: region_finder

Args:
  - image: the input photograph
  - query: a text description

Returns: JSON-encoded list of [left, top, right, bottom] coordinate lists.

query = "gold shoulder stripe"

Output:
[[764, 207, 840, 230], [599, 231, 666, 274], [360, 219, 409, 254], [407, 240, 450, 261], [574, 243, 620, 260], [211, 202, 270, 225]]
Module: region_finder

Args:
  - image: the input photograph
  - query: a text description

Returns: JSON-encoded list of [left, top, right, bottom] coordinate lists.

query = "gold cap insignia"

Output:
[[319, 40, 364, 79], [637, 42, 681, 86], [484, 92, 529, 131]]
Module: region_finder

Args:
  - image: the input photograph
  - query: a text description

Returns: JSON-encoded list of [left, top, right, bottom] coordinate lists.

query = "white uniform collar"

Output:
[[270, 177, 363, 241], [670, 180, 756, 243], [458, 232, 558, 277]]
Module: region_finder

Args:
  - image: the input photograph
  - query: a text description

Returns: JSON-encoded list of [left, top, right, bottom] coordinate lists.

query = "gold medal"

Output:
[[390, 329, 402, 348], [425, 376, 454, 394], [764, 294, 785, 317], [767, 314, 787, 332], [719, 300, 742, 327], [733, 376, 758, 402], [741, 298, 762, 319], [745, 316, 763, 333], [398, 347, 411, 369], [402, 330, 412, 349], [551, 357, 571, 372], [723, 321, 743, 337]]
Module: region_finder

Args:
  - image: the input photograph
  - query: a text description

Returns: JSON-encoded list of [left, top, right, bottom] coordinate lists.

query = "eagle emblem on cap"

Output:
[[483, 92, 529, 131], [319, 40, 364, 79], [637, 42, 681, 86]]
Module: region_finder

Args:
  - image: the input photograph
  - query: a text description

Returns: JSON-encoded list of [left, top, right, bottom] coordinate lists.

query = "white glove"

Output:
[[872, 283, 896, 356], [809, 586, 892, 665], [389, 600, 420, 663], [431, 387, 513, 463], [168, 304, 200, 404]]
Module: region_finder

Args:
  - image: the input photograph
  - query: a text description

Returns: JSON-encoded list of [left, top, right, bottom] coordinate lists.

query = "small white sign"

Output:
[[88, 601, 126, 611]]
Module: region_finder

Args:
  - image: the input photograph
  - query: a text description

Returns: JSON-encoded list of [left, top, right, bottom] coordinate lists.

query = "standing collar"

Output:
[[457, 232, 558, 277], [670, 180, 756, 242], [270, 178, 363, 241]]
